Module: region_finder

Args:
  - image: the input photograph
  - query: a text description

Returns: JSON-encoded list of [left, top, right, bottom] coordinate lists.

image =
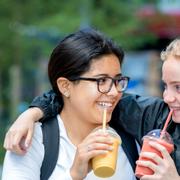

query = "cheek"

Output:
[[177, 95, 180, 104], [118, 93, 123, 101], [72, 85, 99, 108], [163, 90, 167, 101], [69, 93, 95, 120], [163, 90, 169, 104], [82, 86, 99, 101], [114, 93, 122, 105]]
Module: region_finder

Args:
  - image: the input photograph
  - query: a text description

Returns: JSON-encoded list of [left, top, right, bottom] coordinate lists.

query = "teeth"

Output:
[[99, 102, 112, 107]]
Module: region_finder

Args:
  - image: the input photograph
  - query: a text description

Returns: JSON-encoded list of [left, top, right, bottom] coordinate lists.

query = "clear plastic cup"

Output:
[[135, 129, 174, 178], [92, 127, 121, 178]]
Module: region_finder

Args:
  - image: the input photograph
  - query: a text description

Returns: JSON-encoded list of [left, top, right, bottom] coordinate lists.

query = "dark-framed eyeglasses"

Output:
[[69, 76, 130, 93]]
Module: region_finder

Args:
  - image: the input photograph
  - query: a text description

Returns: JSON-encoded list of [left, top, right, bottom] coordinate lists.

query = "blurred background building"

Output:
[[124, 0, 180, 96], [0, 0, 180, 176]]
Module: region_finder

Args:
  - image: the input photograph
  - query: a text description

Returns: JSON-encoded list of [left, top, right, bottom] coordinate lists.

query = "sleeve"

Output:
[[2, 123, 44, 180], [116, 93, 169, 144], [63, 171, 73, 180], [29, 90, 61, 121], [50, 170, 73, 180]]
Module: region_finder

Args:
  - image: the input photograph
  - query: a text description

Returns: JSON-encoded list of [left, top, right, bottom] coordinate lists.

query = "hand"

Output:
[[137, 141, 180, 180], [70, 129, 114, 180], [3, 107, 43, 155]]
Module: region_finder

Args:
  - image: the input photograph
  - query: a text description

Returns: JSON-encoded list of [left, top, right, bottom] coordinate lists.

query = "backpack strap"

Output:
[[40, 116, 60, 180]]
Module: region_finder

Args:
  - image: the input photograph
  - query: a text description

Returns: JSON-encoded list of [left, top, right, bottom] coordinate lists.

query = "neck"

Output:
[[60, 108, 97, 146]]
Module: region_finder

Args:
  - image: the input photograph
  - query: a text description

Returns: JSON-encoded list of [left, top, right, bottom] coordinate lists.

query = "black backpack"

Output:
[[40, 117, 59, 180]]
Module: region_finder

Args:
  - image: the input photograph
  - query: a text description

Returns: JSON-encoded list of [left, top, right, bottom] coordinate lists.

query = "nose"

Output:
[[163, 89, 176, 104], [107, 83, 120, 96]]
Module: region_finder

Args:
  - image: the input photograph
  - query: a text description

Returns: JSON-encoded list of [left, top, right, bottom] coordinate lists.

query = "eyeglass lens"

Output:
[[98, 77, 128, 93]]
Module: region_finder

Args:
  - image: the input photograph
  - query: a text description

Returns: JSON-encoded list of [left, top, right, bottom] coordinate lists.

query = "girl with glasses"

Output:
[[2, 28, 138, 180], [4, 38, 180, 180]]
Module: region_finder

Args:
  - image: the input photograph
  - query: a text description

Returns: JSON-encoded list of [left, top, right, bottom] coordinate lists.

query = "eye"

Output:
[[116, 78, 122, 85], [98, 77, 108, 85], [175, 85, 180, 93], [162, 82, 167, 90]]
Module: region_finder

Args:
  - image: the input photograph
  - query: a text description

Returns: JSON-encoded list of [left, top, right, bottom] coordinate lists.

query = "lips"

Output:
[[169, 106, 180, 111], [169, 106, 180, 117], [97, 101, 117, 113], [172, 108, 180, 115], [99, 102, 113, 108]]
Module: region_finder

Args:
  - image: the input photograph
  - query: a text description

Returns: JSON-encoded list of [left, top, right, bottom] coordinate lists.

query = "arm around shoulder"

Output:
[[3, 107, 43, 154], [2, 123, 44, 180], [30, 90, 61, 121]]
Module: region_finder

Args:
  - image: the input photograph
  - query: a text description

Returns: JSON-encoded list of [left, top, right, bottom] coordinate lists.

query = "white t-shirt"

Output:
[[2, 115, 137, 180]]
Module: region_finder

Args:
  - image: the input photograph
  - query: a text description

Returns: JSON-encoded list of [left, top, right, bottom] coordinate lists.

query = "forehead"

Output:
[[162, 56, 180, 82], [88, 54, 121, 74]]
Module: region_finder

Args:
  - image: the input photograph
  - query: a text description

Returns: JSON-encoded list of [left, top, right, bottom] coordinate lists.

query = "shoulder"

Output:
[[2, 122, 44, 179], [34, 122, 43, 139], [118, 93, 168, 116], [121, 93, 164, 106]]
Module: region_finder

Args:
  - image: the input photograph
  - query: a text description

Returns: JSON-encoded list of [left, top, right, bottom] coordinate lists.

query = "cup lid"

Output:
[[143, 129, 174, 144], [93, 126, 121, 142]]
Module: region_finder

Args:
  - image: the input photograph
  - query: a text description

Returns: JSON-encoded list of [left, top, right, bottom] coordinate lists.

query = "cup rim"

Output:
[[142, 129, 174, 144], [93, 126, 121, 141]]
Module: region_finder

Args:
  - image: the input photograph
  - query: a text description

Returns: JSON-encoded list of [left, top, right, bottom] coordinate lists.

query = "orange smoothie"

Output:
[[135, 137, 174, 178], [92, 132, 121, 178]]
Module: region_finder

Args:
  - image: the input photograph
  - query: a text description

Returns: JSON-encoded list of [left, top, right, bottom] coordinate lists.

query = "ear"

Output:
[[56, 77, 70, 98]]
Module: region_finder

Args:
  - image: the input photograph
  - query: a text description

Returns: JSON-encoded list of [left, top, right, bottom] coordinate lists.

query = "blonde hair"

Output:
[[161, 38, 180, 61]]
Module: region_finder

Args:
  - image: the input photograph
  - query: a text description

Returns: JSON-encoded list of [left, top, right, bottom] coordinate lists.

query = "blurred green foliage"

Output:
[[0, 139, 5, 164], [0, 0, 158, 164]]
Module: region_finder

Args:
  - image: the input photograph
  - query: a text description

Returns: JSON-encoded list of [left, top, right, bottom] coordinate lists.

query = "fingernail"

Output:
[[25, 142, 29, 148], [101, 150, 108, 154], [108, 146, 113, 151]]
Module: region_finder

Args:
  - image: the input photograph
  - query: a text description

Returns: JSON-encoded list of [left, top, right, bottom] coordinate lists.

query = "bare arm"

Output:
[[3, 107, 43, 154], [4, 90, 60, 154]]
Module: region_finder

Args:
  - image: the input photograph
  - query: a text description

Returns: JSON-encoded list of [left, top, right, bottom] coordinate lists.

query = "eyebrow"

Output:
[[162, 80, 180, 84], [171, 81, 180, 84], [93, 73, 122, 78]]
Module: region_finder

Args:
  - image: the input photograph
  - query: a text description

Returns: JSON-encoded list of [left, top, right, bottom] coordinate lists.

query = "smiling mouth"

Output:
[[170, 106, 180, 111], [99, 102, 113, 108]]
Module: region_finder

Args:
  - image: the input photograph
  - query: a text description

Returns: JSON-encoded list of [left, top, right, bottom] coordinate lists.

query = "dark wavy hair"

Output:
[[48, 28, 124, 101]]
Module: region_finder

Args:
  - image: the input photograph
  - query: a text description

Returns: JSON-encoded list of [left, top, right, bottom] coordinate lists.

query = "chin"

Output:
[[172, 114, 180, 124], [172, 118, 180, 124]]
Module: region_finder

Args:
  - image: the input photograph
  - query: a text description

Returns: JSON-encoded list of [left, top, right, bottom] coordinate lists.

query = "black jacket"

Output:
[[116, 93, 180, 175], [30, 91, 180, 175]]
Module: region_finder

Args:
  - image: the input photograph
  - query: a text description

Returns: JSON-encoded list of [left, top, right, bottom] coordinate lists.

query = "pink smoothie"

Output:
[[135, 137, 174, 178]]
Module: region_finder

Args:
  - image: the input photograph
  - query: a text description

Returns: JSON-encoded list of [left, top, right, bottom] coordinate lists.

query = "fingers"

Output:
[[87, 142, 113, 151], [4, 129, 27, 155], [136, 141, 177, 180], [24, 127, 34, 149], [138, 140, 172, 165], [138, 150, 162, 164], [148, 141, 172, 161], [136, 157, 157, 174], [3, 108, 40, 155], [86, 129, 114, 145], [85, 129, 114, 151], [71, 128, 118, 179], [85, 143, 113, 156], [140, 175, 155, 180], [77, 129, 114, 161]]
